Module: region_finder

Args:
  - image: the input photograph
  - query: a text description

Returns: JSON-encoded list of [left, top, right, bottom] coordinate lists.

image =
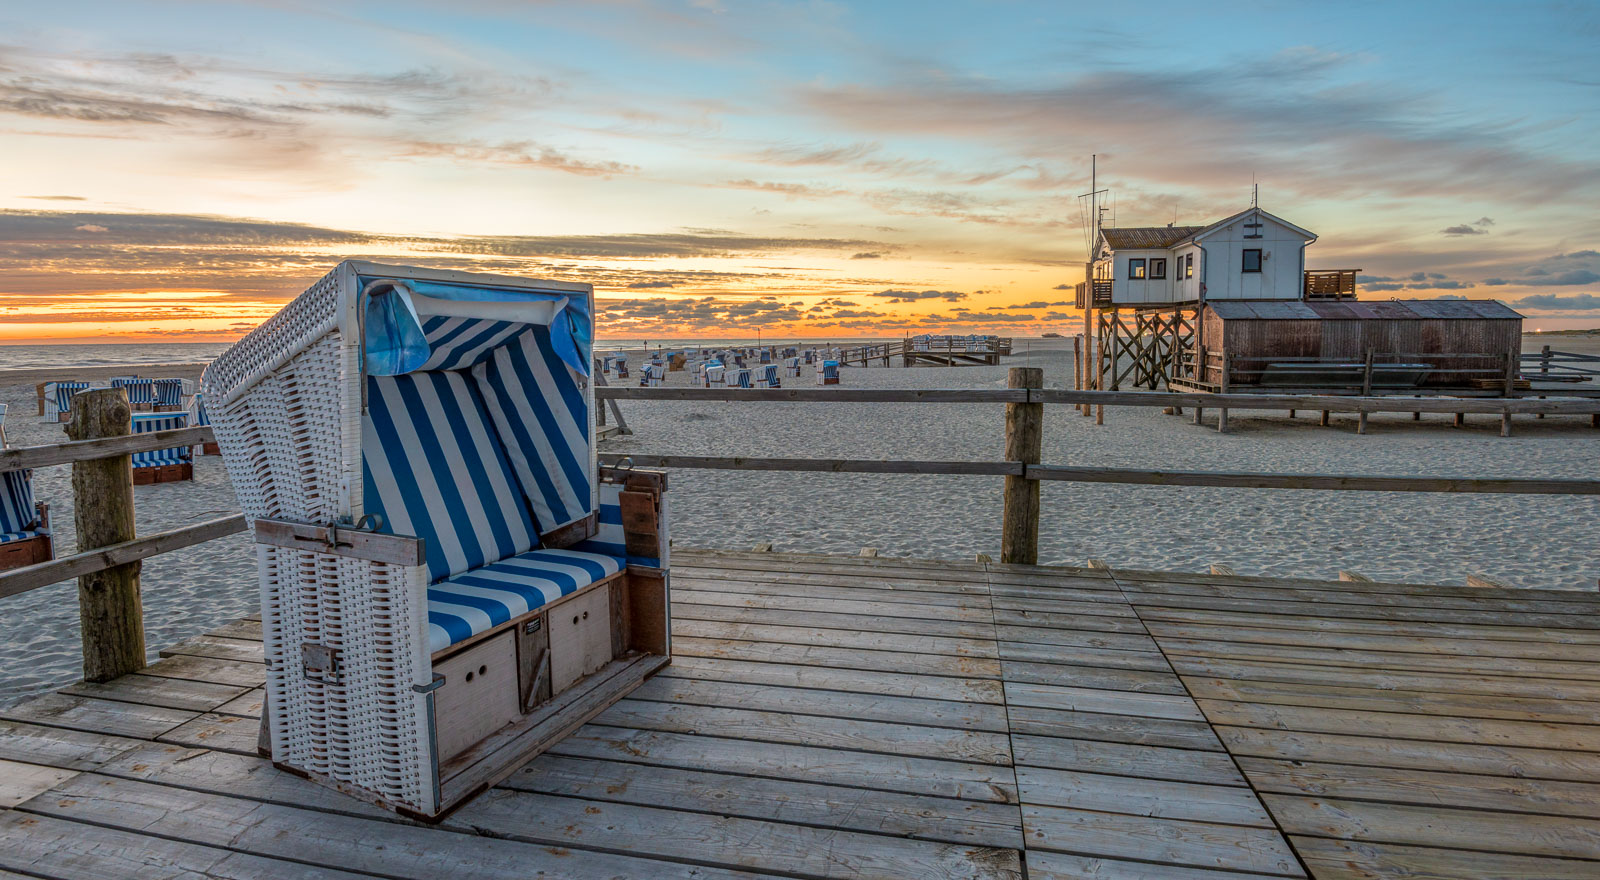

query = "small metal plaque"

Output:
[[301, 642, 342, 684], [524, 618, 543, 634]]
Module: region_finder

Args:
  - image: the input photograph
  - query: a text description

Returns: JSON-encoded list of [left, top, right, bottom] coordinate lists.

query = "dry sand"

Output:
[[1, 339, 1596, 706]]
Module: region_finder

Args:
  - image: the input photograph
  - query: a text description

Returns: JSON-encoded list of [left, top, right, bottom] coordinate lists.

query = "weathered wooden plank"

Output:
[[1237, 757, 1600, 819], [1144, 620, 1600, 662], [986, 583, 1130, 603], [1022, 804, 1302, 876], [1129, 593, 1600, 629], [597, 699, 1014, 765], [673, 557, 989, 588], [1001, 660, 1188, 695], [1263, 792, 1600, 860], [0, 719, 146, 771], [1012, 734, 1245, 787], [1016, 766, 1272, 826], [672, 574, 989, 607], [657, 654, 1005, 704], [1160, 636, 1600, 680], [1003, 681, 1207, 722], [0, 811, 371, 880], [672, 636, 1003, 679], [673, 619, 999, 659], [990, 596, 1140, 619], [156, 712, 260, 755], [673, 602, 997, 640], [631, 675, 1010, 732], [550, 725, 1018, 803], [992, 608, 1154, 635], [1007, 705, 1225, 751], [61, 673, 249, 712], [507, 753, 1025, 849], [451, 785, 1023, 880], [0, 759, 79, 807], [156, 634, 265, 664], [0, 693, 195, 739], [604, 453, 1022, 478], [1199, 699, 1600, 752], [1186, 676, 1600, 722], [1289, 835, 1600, 880], [674, 586, 994, 619], [999, 642, 1174, 672], [1027, 850, 1277, 880], [1121, 578, 1600, 615], [1135, 606, 1600, 644], [1216, 726, 1600, 782], [1169, 655, 1600, 700], [213, 687, 266, 718], [994, 624, 1160, 653], [27, 773, 782, 880], [206, 618, 265, 641], [139, 653, 266, 687]]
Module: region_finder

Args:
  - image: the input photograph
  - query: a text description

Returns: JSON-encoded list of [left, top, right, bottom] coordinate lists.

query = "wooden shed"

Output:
[[1195, 299, 1523, 392]]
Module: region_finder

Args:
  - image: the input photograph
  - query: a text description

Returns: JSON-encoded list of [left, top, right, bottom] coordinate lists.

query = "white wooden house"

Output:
[[1083, 208, 1351, 308]]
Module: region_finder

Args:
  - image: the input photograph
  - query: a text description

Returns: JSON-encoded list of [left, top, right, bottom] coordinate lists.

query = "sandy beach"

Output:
[[1, 337, 1596, 706]]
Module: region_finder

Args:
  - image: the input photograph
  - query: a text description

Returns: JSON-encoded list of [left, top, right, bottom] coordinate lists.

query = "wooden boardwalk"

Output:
[[1, 549, 1597, 879]]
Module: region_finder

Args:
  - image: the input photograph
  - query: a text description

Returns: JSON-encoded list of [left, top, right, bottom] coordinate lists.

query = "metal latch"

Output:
[[301, 642, 342, 684]]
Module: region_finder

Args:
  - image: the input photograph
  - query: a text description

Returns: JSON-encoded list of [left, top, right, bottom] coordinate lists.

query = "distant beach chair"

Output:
[[43, 381, 91, 423], [784, 357, 801, 377], [640, 363, 665, 386], [615, 355, 630, 378], [153, 377, 186, 412], [759, 349, 772, 364], [703, 361, 726, 386], [817, 359, 841, 385], [111, 377, 157, 411], [728, 368, 752, 388], [130, 412, 193, 484], [189, 392, 220, 455], [803, 350, 815, 364], [200, 260, 670, 819], [0, 403, 7, 448], [0, 468, 53, 571], [755, 364, 781, 388]]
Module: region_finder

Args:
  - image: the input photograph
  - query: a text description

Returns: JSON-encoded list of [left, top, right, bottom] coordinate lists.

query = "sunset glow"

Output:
[[4, 1, 1599, 341]]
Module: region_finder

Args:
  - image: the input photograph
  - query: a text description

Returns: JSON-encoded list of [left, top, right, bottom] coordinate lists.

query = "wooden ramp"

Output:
[[1, 550, 1597, 879]]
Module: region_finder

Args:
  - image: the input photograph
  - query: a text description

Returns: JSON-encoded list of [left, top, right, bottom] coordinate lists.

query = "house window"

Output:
[[1184, 254, 1194, 279], [1150, 258, 1167, 280], [1242, 249, 1262, 273], [1128, 258, 1146, 280]]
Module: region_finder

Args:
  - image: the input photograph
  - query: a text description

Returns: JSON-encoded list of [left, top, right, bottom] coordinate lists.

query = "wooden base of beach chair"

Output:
[[153, 404, 183, 413], [56, 413, 70, 423], [201, 442, 221, 456], [133, 462, 193, 485], [0, 534, 53, 571], [821, 377, 840, 385]]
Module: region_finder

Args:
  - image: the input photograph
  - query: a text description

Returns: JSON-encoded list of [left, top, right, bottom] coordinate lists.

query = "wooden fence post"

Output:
[[1002, 367, 1044, 565], [66, 388, 145, 682]]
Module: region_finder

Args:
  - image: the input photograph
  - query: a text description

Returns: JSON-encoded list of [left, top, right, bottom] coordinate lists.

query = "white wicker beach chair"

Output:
[[42, 381, 90, 423], [0, 468, 52, 571], [728, 367, 752, 388], [817, 359, 840, 385], [703, 361, 725, 387], [640, 363, 664, 386], [201, 261, 670, 820], [784, 357, 801, 377], [130, 412, 193, 484]]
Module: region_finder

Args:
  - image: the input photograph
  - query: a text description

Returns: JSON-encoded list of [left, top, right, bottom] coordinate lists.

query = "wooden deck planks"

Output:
[[7, 549, 1599, 879]]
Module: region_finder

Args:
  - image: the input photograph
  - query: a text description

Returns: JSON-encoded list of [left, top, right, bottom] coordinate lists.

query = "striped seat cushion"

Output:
[[363, 370, 538, 582], [0, 529, 43, 544], [131, 451, 191, 468], [426, 548, 622, 652]]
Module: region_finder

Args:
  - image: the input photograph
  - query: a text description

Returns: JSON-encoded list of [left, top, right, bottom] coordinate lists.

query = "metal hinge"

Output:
[[301, 642, 342, 684]]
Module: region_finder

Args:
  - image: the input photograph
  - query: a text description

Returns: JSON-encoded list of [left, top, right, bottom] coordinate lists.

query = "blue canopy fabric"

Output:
[[359, 276, 592, 379]]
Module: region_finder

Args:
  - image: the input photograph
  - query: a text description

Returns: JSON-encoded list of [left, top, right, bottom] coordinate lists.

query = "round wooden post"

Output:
[[67, 387, 145, 682], [1002, 367, 1044, 565]]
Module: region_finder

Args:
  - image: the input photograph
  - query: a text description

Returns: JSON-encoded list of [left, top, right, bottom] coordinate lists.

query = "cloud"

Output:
[[73, 224, 108, 233], [403, 140, 636, 177], [1478, 250, 1600, 287], [850, 252, 883, 259], [23, 195, 86, 201], [724, 179, 843, 198], [1441, 224, 1487, 236], [1358, 271, 1476, 292], [868, 288, 969, 303], [1511, 293, 1600, 312], [625, 280, 676, 289], [1052, 283, 1072, 290]]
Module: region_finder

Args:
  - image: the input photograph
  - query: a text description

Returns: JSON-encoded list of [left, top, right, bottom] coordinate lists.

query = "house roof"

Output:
[[1208, 299, 1524, 321], [1099, 226, 1207, 250]]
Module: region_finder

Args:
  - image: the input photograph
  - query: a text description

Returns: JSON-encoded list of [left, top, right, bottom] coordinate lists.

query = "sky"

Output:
[[2, 0, 1599, 343]]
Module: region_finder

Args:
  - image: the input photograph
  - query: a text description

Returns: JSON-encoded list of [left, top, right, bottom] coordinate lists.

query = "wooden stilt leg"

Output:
[[1357, 412, 1369, 435], [1319, 410, 1330, 427]]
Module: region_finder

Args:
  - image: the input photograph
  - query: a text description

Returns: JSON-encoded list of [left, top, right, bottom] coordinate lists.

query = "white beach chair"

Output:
[[43, 381, 90, 423], [817, 359, 840, 385], [130, 412, 193, 484], [703, 361, 726, 387], [727, 368, 752, 388], [0, 468, 52, 572], [784, 357, 801, 377], [201, 261, 670, 820], [640, 363, 664, 386], [755, 364, 781, 388]]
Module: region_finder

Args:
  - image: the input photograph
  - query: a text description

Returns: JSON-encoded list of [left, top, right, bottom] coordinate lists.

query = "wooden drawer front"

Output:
[[433, 632, 520, 764], [549, 587, 613, 694]]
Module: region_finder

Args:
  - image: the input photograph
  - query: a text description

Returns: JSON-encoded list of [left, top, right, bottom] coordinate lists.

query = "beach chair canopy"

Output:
[[130, 413, 192, 468], [46, 381, 90, 415], [153, 378, 185, 407], [112, 377, 156, 406], [0, 470, 44, 543]]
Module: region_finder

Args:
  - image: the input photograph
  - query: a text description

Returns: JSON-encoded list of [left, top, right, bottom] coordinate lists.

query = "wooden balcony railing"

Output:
[[1305, 269, 1360, 300]]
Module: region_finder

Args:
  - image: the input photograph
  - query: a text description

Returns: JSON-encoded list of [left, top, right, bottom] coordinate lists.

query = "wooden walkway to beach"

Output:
[[1, 549, 1598, 879]]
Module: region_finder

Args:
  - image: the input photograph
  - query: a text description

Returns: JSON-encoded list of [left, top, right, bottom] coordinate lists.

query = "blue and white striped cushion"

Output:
[[112, 378, 156, 405], [131, 413, 192, 469], [0, 470, 40, 536], [190, 392, 210, 426], [417, 317, 531, 372], [153, 378, 185, 407], [426, 548, 622, 652], [50, 382, 89, 412], [730, 369, 751, 388], [473, 326, 591, 535], [571, 482, 661, 569], [363, 371, 538, 582]]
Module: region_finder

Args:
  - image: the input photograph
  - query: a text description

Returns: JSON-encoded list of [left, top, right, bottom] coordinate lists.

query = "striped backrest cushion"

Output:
[[153, 378, 185, 406], [190, 392, 210, 426], [472, 326, 591, 535], [112, 377, 156, 405], [50, 382, 89, 410], [0, 470, 37, 534], [416, 316, 531, 372], [131, 413, 192, 468], [363, 370, 538, 582]]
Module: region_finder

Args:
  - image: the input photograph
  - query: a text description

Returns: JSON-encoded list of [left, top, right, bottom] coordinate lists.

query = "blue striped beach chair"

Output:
[[152, 377, 186, 411], [703, 361, 725, 386], [0, 468, 52, 571], [43, 381, 90, 423], [755, 364, 781, 388], [130, 412, 193, 484], [728, 367, 752, 388], [817, 359, 840, 385], [201, 260, 671, 819], [784, 357, 801, 377], [640, 363, 664, 386], [111, 377, 157, 411], [759, 349, 771, 364], [615, 355, 629, 378]]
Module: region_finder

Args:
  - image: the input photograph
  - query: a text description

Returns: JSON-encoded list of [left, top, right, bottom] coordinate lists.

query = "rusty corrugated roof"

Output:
[[1209, 299, 1524, 320], [1100, 226, 1206, 250]]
